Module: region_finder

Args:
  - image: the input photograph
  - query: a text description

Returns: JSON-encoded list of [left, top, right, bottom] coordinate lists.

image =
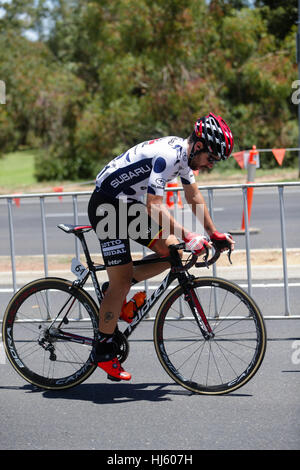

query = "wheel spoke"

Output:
[[155, 278, 266, 395], [3, 279, 98, 390]]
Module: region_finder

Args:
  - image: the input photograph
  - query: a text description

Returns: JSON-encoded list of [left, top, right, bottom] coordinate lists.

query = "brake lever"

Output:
[[227, 246, 232, 265], [203, 244, 210, 268]]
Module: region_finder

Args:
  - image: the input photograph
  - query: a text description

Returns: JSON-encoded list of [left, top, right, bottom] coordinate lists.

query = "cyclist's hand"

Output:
[[183, 232, 211, 255], [211, 231, 235, 252]]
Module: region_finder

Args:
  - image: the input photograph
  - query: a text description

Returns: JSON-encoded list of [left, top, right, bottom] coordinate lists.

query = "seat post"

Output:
[[76, 232, 94, 270]]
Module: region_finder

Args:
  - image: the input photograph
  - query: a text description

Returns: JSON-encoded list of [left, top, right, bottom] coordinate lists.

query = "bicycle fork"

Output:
[[184, 286, 214, 340]]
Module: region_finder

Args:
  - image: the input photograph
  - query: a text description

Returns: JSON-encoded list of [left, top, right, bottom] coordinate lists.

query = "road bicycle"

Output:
[[2, 223, 267, 395]]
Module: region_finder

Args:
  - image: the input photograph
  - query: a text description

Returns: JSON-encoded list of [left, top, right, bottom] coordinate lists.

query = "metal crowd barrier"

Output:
[[1, 182, 300, 319]]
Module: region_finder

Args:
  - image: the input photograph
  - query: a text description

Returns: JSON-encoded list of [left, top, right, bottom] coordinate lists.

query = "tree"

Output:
[[255, 0, 297, 41], [0, 0, 298, 177]]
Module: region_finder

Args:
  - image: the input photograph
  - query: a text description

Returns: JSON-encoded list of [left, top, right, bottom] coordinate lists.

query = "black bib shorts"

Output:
[[88, 189, 162, 267]]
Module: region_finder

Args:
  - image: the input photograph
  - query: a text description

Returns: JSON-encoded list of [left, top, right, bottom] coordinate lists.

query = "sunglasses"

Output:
[[207, 153, 221, 164]]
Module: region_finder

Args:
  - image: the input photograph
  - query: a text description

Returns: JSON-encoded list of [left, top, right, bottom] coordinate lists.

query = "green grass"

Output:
[[0, 149, 38, 188], [0, 149, 94, 194]]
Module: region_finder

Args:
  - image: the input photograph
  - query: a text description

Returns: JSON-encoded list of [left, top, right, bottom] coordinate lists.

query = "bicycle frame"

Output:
[[70, 229, 204, 339], [3, 224, 266, 394], [52, 227, 213, 348], [123, 266, 178, 337]]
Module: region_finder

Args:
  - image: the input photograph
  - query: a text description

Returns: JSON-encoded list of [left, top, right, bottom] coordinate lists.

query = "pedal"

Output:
[[107, 374, 121, 382]]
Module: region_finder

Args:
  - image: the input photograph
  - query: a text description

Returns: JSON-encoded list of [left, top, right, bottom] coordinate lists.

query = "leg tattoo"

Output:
[[103, 311, 114, 323]]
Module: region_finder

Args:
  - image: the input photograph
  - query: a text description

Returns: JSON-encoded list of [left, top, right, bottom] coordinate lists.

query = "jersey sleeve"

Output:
[[179, 167, 196, 186], [147, 155, 174, 197]]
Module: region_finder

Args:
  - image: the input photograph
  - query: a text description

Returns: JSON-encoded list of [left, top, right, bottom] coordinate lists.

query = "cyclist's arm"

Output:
[[182, 182, 217, 237], [146, 193, 186, 240]]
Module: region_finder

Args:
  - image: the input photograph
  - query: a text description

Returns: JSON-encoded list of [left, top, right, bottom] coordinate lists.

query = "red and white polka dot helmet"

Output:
[[194, 113, 234, 160]]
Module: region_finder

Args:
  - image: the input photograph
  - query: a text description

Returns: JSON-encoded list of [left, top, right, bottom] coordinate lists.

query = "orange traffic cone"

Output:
[[13, 196, 21, 207], [240, 146, 257, 230], [53, 186, 64, 202], [230, 146, 260, 235], [166, 179, 183, 209]]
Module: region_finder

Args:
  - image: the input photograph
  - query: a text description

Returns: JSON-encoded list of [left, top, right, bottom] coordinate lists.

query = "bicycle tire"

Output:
[[2, 277, 99, 391], [154, 276, 267, 395]]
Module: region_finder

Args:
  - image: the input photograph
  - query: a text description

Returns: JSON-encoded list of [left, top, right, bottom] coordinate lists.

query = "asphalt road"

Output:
[[0, 186, 299, 256], [0, 319, 299, 451]]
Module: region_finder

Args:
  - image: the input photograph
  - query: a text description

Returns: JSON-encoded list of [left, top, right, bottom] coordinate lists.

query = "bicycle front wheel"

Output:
[[154, 277, 266, 395], [2, 278, 99, 390]]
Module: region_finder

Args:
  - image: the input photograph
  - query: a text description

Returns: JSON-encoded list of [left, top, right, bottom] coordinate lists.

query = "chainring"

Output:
[[114, 329, 130, 363]]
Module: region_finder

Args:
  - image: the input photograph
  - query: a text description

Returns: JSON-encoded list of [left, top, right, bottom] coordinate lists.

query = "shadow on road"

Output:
[[43, 382, 191, 403], [0, 381, 252, 402]]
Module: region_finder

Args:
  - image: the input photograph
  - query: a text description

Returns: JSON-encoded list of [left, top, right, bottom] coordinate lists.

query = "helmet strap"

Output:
[[188, 141, 197, 166], [188, 139, 209, 167]]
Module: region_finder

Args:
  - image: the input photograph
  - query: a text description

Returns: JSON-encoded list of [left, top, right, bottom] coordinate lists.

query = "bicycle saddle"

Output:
[[57, 223, 93, 234]]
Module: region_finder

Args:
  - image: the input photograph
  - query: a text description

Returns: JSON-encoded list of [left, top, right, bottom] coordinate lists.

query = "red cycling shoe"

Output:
[[97, 357, 131, 381]]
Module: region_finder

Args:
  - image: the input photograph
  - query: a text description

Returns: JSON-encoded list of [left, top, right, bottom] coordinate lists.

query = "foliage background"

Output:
[[0, 0, 298, 181]]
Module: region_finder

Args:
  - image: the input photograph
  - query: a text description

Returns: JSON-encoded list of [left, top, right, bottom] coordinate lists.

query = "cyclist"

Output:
[[88, 112, 235, 381]]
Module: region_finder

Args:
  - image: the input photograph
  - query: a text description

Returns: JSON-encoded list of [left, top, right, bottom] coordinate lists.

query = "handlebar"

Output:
[[169, 239, 232, 272]]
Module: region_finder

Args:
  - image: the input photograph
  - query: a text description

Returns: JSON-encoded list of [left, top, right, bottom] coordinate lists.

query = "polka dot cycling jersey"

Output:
[[95, 136, 195, 201]]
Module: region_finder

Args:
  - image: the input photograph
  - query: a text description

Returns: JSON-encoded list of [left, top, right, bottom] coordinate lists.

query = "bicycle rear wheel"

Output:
[[154, 277, 266, 395], [2, 278, 99, 390]]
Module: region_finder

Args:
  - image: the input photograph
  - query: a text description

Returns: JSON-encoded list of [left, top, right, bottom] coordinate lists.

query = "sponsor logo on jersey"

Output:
[[155, 178, 166, 188], [110, 164, 151, 189]]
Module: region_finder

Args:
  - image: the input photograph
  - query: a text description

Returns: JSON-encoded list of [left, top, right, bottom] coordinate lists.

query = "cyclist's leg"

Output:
[[99, 262, 133, 334], [88, 191, 133, 379], [93, 262, 133, 380], [132, 234, 182, 282], [88, 190, 134, 330], [126, 200, 183, 282]]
